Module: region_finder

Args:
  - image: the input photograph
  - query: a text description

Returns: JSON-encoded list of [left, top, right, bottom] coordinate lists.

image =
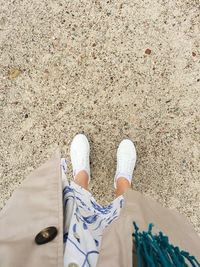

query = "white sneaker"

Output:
[[70, 134, 91, 183], [114, 139, 137, 189]]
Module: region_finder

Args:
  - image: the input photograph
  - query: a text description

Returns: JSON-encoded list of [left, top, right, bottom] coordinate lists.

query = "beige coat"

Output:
[[0, 147, 199, 267]]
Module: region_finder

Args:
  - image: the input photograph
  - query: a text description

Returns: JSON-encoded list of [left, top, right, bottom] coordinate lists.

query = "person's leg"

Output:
[[114, 139, 137, 196], [70, 134, 91, 190], [116, 177, 131, 196], [74, 170, 89, 190]]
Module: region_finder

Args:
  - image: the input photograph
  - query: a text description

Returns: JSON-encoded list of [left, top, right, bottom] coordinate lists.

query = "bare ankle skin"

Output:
[[74, 170, 89, 190], [116, 177, 131, 196]]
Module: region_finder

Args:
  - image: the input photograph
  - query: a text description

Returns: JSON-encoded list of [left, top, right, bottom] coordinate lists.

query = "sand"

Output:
[[0, 0, 200, 233]]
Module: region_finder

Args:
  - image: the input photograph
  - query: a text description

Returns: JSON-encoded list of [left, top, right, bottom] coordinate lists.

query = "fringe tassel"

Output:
[[132, 222, 200, 267]]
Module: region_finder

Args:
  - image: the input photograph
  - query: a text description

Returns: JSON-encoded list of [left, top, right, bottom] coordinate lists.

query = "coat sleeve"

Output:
[[97, 189, 200, 267], [0, 147, 63, 267]]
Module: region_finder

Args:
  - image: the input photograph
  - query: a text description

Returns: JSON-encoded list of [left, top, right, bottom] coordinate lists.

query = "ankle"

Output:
[[116, 177, 131, 196], [74, 170, 89, 190], [74, 169, 89, 179], [114, 172, 132, 189]]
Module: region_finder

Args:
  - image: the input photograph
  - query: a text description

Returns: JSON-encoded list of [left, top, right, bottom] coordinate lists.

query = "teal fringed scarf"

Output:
[[132, 222, 200, 267]]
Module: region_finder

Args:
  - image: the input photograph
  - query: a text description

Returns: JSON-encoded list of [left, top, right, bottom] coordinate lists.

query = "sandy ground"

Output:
[[0, 0, 200, 233]]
